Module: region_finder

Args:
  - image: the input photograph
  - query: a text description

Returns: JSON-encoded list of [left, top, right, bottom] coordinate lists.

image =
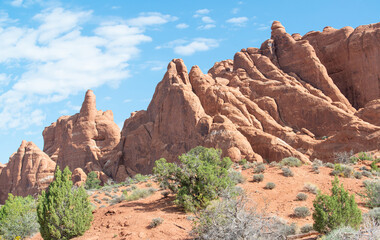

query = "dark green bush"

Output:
[[238, 159, 247, 165], [360, 180, 380, 208], [265, 182, 276, 190], [300, 224, 313, 233], [37, 166, 93, 240], [312, 177, 362, 233], [84, 171, 101, 190], [149, 218, 163, 228], [294, 206, 310, 218], [0, 194, 39, 240], [153, 146, 235, 212]]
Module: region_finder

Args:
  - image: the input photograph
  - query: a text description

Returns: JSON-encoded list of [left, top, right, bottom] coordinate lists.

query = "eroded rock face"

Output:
[[303, 23, 380, 109], [0, 141, 56, 204], [43, 90, 121, 173]]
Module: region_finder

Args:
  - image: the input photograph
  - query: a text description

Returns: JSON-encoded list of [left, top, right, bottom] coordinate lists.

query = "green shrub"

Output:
[[371, 159, 380, 172], [238, 159, 247, 165], [109, 194, 126, 206], [331, 164, 353, 178], [322, 226, 358, 240], [296, 193, 308, 201], [360, 180, 380, 208], [253, 174, 264, 182], [325, 162, 334, 168], [354, 171, 362, 179], [153, 146, 235, 212], [84, 171, 101, 190], [357, 152, 374, 161], [0, 194, 39, 240], [312, 159, 323, 167], [294, 206, 310, 218], [228, 170, 245, 184], [334, 151, 355, 164], [280, 157, 302, 167], [37, 166, 93, 240], [312, 177, 362, 233], [367, 207, 380, 223], [254, 163, 266, 173], [133, 174, 149, 183], [265, 182, 276, 190], [362, 170, 373, 178], [242, 162, 255, 170], [124, 188, 157, 202], [300, 224, 313, 233], [145, 183, 152, 187], [149, 218, 163, 228], [281, 167, 294, 177]]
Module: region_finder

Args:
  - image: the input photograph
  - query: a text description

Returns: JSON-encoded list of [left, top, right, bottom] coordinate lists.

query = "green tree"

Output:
[[313, 177, 362, 233], [0, 194, 39, 240], [84, 171, 101, 190], [153, 146, 235, 212], [37, 166, 93, 240]]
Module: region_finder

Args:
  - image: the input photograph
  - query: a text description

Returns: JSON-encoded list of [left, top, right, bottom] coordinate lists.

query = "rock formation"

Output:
[[43, 90, 121, 173], [0, 141, 56, 204]]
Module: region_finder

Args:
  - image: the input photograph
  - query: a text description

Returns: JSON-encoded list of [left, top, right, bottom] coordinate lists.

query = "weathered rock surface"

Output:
[[43, 90, 121, 173], [72, 168, 87, 187], [355, 99, 380, 126], [303, 23, 380, 109], [0, 141, 56, 204]]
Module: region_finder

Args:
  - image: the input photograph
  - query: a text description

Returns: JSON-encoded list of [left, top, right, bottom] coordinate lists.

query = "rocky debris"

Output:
[[72, 168, 87, 186], [303, 23, 380, 109], [43, 90, 121, 173], [0, 141, 56, 204]]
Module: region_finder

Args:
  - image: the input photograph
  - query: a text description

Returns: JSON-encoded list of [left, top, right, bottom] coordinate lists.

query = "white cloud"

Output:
[[123, 99, 132, 103], [201, 16, 214, 24], [0, 7, 162, 130], [126, 12, 177, 27], [226, 17, 248, 26], [257, 24, 270, 31], [104, 96, 112, 101], [232, 8, 239, 14], [197, 24, 216, 30], [195, 9, 210, 15], [176, 23, 189, 29], [173, 38, 219, 56], [10, 0, 24, 7]]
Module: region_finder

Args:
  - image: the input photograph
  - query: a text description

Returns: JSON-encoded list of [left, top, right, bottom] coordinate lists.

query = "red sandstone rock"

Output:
[[43, 90, 121, 173], [72, 168, 87, 187], [0, 141, 56, 204], [355, 99, 380, 126]]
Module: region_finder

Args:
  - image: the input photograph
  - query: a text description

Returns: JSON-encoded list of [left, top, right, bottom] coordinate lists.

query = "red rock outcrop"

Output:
[[0, 141, 56, 204], [302, 23, 380, 109], [72, 168, 87, 187], [355, 99, 380, 126], [43, 90, 121, 173]]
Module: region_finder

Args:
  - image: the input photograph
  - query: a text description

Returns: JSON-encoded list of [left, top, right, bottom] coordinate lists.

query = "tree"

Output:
[[84, 171, 101, 190], [37, 166, 93, 240], [313, 177, 362, 233], [153, 146, 235, 212], [0, 194, 39, 240]]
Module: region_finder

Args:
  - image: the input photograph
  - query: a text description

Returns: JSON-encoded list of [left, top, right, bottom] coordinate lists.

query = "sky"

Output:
[[0, 0, 379, 164]]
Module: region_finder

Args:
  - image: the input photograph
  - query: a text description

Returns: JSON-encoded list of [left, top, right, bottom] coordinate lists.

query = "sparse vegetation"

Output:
[[254, 163, 266, 173], [367, 207, 380, 223], [360, 179, 380, 208], [37, 166, 93, 240], [280, 157, 302, 167], [264, 182, 276, 190], [228, 169, 245, 184], [153, 147, 236, 212], [294, 206, 310, 218], [304, 183, 318, 194], [281, 167, 294, 177], [362, 170, 373, 178], [296, 192, 308, 201], [0, 194, 39, 240], [300, 224, 313, 233], [253, 174, 264, 182], [124, 188, 157, 202], [325, 162, 334, 168], [354, 171, 362, 179], [313, 177, 362, 233], [331, 164, 354, 178], [238, 159, 247, 165], [334, 150, 355, 164]]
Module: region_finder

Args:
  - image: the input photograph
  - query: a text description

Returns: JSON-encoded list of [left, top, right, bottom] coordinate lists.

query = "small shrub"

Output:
[[322, 226, 358, 240], [282, 167, 294, 177], [228, 170, 245, 184], [242, 162, 255, 170], [269, 161, 279, 167], [371, 159, 380, 172], [124, 188, 157, 202], [296, 193, 308, 201], [238, 159, 247, 165], [354, 171, 362, 179], [362, 170, 373, 178], [254, 164, 266, 173], [253, 174, 264, 182], [133, 174, 149, 183], [105, 192, 112, 197], [300, 224, 313, 233], [313, 177, 362, 233], [145, 183, 152, 187], [101, 197, 109, 201], [357, 152, 374, 161], [149, 217, 164, 228], [265, 182, 276, 190], [294, 206, 310, 218], [367, 207, 380, 223], [161, 191, 170, 198], [312, 159, 323, 167], [360, 179, 380, 208], [131, 185, 137, 190], [325, 162, 334, 168], [334, 150, 355, 164], [280, 157, 302, 167], [304, 183, 318, 194], [331, 164, 353, 178], [0, 194, 39, 240], [109, 194, 126, 206], [94, 198, 102, 204]]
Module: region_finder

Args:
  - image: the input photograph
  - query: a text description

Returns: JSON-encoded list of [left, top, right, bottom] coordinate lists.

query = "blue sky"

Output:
[[0, 0, 379, 164]]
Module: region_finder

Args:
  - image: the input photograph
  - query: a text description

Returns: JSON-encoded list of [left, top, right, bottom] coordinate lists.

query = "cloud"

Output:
[[176, 23, 189, 29], [173, 38, 219, 56], [195, 9, 210, 15], [123, 99, 132, 103], [201, 16, 214, 24], [10, 0, 24, 7], [197, 24, 216, 30], [126, 12, 177, 27], [226, 17, 248, 26], [0, 7, 162, 130], [232, 8, 239, 14], [257, 24, 270, 31]]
